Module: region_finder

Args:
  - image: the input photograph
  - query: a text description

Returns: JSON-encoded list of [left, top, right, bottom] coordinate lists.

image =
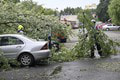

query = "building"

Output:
[[60, 15, 79, 29], [85, 4, 97, 10]]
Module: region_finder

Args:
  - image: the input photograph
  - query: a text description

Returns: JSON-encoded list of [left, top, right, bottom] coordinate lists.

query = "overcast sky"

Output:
[[31, 0, 100, 11]]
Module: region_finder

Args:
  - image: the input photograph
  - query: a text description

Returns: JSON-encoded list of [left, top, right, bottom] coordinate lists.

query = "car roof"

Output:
[[0, 34, 23, 37], [0, 34, 35, 43]]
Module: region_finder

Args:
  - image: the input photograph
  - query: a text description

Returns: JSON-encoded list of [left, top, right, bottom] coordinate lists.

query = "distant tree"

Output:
[[60, 7, 82, 15], [84, 9, 95, 19], [60, 7, 74, 15], [96, 0, 111, 22], [108, 0, 120, 25], [74, 7, 83, 14], [43, 8, 55, 15]]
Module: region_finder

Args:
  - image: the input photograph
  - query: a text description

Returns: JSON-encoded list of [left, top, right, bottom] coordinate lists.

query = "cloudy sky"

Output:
[[31, 0, 100, 10]]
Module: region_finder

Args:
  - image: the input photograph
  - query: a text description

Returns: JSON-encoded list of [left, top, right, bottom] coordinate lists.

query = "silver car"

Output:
[[102, 24, 120, 31], [0, 34, 50, 66]]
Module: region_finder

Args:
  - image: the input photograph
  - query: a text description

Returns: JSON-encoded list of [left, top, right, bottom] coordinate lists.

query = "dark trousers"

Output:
[[91, 42, 102, 58], [48, 36, 52, 49]]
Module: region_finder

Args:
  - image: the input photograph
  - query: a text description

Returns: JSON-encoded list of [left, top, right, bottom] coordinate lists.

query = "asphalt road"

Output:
[[104, 31, 120, 41], [0, 30, 120, 80]]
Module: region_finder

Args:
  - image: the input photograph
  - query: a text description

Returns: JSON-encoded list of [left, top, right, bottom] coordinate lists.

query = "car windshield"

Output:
[[22, 35, 37, 41], [22, 35, 45, 42]]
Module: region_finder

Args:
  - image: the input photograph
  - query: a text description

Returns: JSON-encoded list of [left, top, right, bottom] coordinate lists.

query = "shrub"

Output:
[[0, 50, 20, 71], [51, 47, 77, 62], [0, 51, 11, 71]]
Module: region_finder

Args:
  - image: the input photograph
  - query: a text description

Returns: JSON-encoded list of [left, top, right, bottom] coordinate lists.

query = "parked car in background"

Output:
[[102, 24, 120, 31], [96, 23, 106, 30], [0, 34, 50, 66]]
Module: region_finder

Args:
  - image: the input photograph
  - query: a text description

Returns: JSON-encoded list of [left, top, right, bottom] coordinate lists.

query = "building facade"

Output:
[[60, 15, 79, 29]]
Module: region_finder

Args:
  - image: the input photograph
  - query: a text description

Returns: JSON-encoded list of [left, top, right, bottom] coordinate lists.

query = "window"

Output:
[[107, 24, 112, 26], [0, 37, 9, 46], [113, 24, 116, 26], [0, 36, 24, 46]]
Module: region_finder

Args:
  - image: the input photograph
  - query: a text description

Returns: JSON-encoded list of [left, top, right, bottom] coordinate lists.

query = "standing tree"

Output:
[[96, 0, 111, 22], [108, 0, 120, 25], [73, 12, 119, 58]]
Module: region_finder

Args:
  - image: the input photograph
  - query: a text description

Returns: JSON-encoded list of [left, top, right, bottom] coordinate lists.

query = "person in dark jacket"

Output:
[[90, 20, 103, 58], [90, 32, 103, 58]]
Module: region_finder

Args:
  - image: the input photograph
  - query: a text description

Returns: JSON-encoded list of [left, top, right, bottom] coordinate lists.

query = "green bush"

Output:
[[0, 51, 11, 70], [8, 59, 20, 67], [0, 51, 20, 71], [51, 47, 77, 62]]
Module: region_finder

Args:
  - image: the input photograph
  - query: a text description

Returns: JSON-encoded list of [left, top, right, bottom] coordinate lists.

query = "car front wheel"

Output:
[[18, 53, 34, 66]]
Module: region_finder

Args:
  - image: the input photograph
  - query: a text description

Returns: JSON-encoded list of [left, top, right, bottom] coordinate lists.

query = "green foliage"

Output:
[[0, 50, 20, 71], [17, 0, 55, 16], [19, 15, 68, 40], [0, 0, 20, 4], [73, 12, 120, 58], [43, 8, 55, 15], [60, 7, 83, 15], [9, 59, 20, 67], [51, 47, 77, 62], [0, 0, 69, 40], [0, 51, 11, 70], [108, 0, 120, 25], [0, 77, 5, 80], [96, 0, 110, 22]]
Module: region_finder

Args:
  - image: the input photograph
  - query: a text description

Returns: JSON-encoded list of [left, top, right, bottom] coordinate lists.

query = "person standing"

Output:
[[90, 20, 103, 58], [17, 25, 24, 34]]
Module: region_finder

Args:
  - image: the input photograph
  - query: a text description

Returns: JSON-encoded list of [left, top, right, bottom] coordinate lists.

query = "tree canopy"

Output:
[[0, 0, 69, 40], [108, 0, 120, 25], [60, 7, 83, 15], [96, 0, 111, 22]]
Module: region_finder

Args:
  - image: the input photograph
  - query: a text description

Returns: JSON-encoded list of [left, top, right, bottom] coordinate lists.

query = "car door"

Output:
[[107, 24, 112, 30], [112, 24, 117, 30], [0, 36, 25, 58]]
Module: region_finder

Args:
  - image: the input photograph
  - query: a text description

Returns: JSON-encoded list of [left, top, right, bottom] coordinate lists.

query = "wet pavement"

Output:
[[0, 30, 120, 80], [104, 31, 120, 41], [1, 57, 120, 80], [50, 58, 120, 80]]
